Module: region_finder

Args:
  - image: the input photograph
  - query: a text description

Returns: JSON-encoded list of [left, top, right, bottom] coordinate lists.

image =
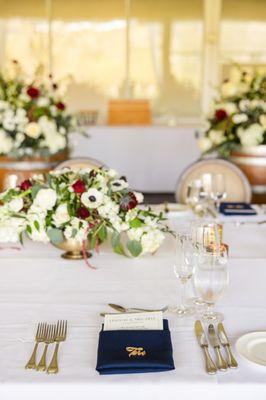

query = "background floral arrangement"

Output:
[[198, 71, 266, 158], [0, 167, 170, 257], [0, 61, 76, 158]]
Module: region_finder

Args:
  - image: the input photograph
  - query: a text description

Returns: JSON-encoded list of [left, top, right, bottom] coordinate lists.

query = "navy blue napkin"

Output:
[[96, 319, 175, 375], [220, 202, 257, 216]]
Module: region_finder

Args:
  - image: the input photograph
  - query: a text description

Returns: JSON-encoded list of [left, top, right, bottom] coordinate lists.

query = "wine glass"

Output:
[[210, 173, 227, 211], [186, 180, 207, 217], [173, 233, 196, 317], [193, 245, 229, 322]]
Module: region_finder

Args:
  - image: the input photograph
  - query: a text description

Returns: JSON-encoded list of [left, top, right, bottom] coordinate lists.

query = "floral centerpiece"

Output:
[[0, 61, 76, 158], [198, 71, 266, 158], [0, 167, 171, 259]]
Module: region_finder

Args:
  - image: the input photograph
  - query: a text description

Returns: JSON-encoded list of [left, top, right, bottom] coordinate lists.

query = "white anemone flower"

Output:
[[81, 188, 104, 208]]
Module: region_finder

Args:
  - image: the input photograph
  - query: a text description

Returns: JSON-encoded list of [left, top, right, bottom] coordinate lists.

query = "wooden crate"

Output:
[[108, 100, 151, 125]]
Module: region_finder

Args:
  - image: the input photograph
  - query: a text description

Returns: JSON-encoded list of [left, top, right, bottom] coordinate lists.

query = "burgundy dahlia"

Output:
[[215, 109, 227, 121], [27, 86, 40, 99], [20, 179, 32, 191], [77, 207, 90, 219], [120, 192, 138, 211], [72, 180, 86, 194], [56, 101, 65, 111]]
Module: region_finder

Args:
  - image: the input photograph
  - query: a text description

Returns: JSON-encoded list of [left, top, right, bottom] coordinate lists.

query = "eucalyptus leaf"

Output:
[[126, 240, 142, 257], [47, 228, 64, 245], [31, 184, 43, 199], [98, 224, 107, 241]]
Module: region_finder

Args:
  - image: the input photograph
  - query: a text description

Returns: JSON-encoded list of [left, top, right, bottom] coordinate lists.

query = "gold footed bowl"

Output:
[[53, 239, 92, 260]]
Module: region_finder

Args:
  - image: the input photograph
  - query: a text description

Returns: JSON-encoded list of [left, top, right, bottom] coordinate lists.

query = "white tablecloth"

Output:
[[0, 214, 266, 399]]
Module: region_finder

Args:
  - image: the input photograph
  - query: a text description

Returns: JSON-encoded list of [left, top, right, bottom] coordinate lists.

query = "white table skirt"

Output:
[[0, 214, 266, 399]]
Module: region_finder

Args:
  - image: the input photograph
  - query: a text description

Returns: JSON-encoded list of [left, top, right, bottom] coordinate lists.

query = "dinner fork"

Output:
[[47, 320, 67, 374], [36, 324, 56, 372], [25, 322, 47, 370]]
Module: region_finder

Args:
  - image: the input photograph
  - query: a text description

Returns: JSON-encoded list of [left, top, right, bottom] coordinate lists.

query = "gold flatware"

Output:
[[108, 303, 168, 313], [36, 324, 56, 372], [208, 324, 228, 371], [195, 320, 217, 375], [217, 322, 238, 369], [47, 320, 67, 374], [25, 322, 47, 370]]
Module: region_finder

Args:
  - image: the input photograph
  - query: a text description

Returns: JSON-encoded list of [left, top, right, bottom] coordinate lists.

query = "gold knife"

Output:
[[217, 322, 238, 369], [208, 324, 228, 371], [195, 320, 217, 375]]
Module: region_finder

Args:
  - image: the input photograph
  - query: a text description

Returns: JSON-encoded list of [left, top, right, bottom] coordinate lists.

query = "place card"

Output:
[[103, 311, 163, 331]]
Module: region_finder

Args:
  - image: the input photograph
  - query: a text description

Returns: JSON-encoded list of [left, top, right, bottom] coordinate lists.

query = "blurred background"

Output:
[[0, 0, 265, 196]]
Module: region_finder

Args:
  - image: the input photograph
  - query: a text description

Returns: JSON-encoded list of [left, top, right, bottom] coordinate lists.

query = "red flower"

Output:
[[120, 192, 138, 211], [72, 180, 86, 194], [27, 87, 40, 99], [77, 207, 90, 219], [56, 101, 65, 110], [215, 109, 227, 121], [20, 179, 32, 191]]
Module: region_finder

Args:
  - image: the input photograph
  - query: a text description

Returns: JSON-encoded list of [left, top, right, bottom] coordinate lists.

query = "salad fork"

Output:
[[36, 324, 56, 371], [25, 322, 47, 370], [47, 320, 67, 374]]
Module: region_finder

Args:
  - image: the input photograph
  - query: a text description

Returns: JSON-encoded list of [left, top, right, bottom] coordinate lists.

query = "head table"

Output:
[[0, 211, 266, 400]]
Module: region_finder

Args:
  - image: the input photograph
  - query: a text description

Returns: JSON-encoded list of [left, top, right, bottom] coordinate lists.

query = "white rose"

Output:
[[52, 203, 70, 227], [209, 130, 225, 145], [232, 113, 248, 124], [25, 122, 41, 139], [198, 137, 212, 152], [134, 191, 144, 203], [8, 197, 24, 212], [81, 188, 103, 209], [34, 188, 57, 210], [107, 169, 117, 178]]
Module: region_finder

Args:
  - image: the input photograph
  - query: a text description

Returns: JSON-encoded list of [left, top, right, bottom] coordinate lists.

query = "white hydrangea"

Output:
[[0, 130, 13, 154], [209, 130, 225, 145], [232, 114, 248, 124], [64, 217, 89, 243], [237, 123, 264, 147], [134, 192, 144, 203], [0, 216, 26, 242], [26, 207, 49, 243], [7, 197, 24, 213], [98, 196, 119, 219], [141, 229, 165, 254], [198, 137, 212, 152]]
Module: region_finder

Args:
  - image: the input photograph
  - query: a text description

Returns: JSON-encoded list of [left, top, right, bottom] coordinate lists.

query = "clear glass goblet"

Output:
[[193, 246, 229, 322]]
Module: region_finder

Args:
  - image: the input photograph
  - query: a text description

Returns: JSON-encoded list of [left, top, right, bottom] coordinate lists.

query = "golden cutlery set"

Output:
[[25, 320, 67, 374], [195, 320, 238, 374]]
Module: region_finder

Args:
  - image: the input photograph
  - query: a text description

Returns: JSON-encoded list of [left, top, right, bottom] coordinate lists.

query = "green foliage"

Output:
[[47, 228, 64, 245], [126, 240, 142, 257]]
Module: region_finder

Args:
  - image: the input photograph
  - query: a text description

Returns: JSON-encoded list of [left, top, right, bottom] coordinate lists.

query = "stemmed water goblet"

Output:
[[193, 245, 229, 322]]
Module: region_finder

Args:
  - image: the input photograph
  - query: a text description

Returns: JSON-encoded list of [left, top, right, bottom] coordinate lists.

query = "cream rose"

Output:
[[53, 203, 70, 227], [8, 197, 24, 213], [198, 137, 212, 152], [25, 122, 41, 139]]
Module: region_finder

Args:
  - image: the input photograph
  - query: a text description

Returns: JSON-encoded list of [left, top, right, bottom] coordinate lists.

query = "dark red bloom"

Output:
[[89, 169, 97, 178], [120, 192, 138, 211], [215, 109, 227, 121], [72, 180, 86, 194], [27, 86, 40, 99], [77, 207, 90, 219], [20, 179, 32, 191], [56, 101, 65, 110]]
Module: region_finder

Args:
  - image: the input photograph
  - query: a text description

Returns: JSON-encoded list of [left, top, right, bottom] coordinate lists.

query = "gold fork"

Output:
[[36, 324, 56, 372], [25, 322, 47, 369], [47, 320, 67, 374]]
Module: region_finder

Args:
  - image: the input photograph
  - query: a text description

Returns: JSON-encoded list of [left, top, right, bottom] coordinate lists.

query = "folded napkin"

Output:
[[96, 319, 175, 375], [220, 202, 257, 216]]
